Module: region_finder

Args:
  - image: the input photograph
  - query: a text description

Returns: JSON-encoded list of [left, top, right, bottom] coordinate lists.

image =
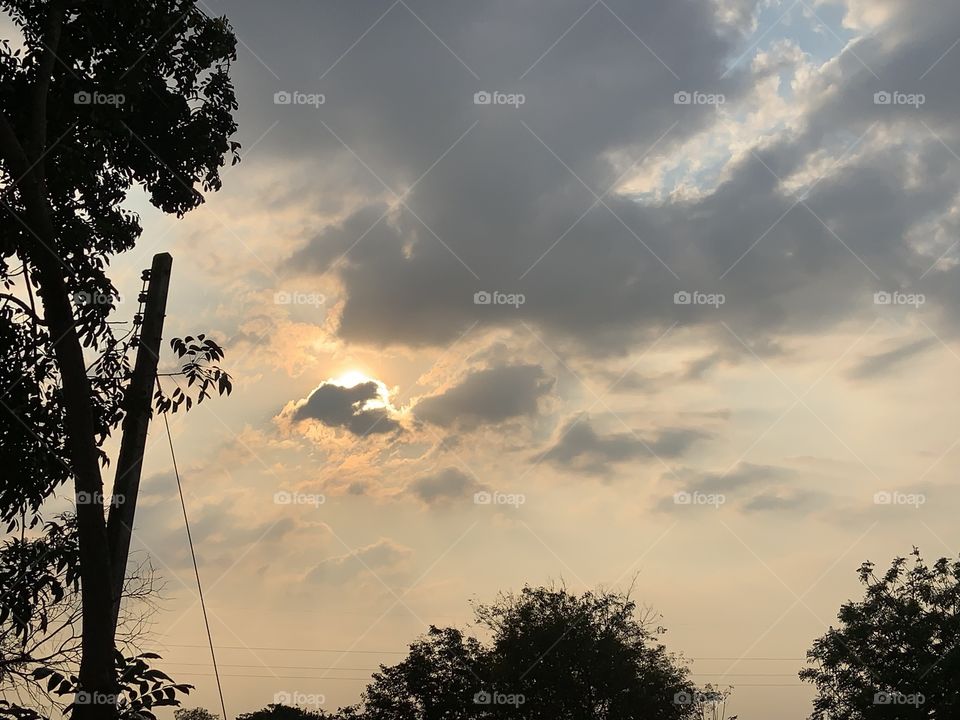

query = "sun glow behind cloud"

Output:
[[329, 370, 391, 410]]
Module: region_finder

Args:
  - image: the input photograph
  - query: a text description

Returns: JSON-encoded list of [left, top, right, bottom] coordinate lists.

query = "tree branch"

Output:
[[0, 293, 46, 325], [29, 0, 67, 164]]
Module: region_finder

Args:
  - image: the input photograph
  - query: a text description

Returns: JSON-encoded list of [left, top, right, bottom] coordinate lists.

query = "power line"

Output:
[[157, 662, 799, 678], [151, 672, 809, 687], [163, 406, 229, 720], [692, 673, 800, 677], [162, 643, 406, 654], [160, 644, 803, 662], [158, 672, 372, 681], [159, 662, 381, 671], [690, 657, 806, 662]]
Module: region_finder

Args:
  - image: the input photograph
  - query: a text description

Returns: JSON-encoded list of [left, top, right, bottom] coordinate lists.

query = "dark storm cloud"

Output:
[[414, 364, 554, 428], [408, 467, 484, 506], [292, 381, 400, 436], [231, 0, 759, 349], [223, 0, 960, 359], [534, 413, 709, 475], [848, 337, 937, 380]]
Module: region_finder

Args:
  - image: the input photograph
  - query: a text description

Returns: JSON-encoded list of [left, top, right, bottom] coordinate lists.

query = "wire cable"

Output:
[[162, 402, 229, 720], [163, 643, 405, 654]]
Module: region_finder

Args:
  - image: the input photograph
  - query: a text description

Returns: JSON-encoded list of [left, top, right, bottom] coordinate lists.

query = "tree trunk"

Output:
[[1, 90, 120, 720], [20, 177, 120, 720]]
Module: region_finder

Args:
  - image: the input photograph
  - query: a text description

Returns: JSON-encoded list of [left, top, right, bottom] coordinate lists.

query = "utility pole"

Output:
[[106, 252, 173, 634]]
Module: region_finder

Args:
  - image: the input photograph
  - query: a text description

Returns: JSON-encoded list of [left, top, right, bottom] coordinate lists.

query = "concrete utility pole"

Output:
[[106, 252, 173, 633]]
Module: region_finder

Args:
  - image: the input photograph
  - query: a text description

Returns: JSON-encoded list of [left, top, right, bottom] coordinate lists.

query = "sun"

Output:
[[331, 370, 377, 388], [329, 370, 392, 410]]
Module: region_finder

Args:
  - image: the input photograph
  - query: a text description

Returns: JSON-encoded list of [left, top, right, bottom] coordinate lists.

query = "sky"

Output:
[[23, 0, 960, 717]]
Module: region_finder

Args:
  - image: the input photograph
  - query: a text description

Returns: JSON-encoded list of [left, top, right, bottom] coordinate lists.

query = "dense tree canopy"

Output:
[[0, 0, 239, 528], [0, 0, 240, 717], [236, 704, 333, 720], [176, 709, 221, 720], [358, 585, 700, 720], [801, 548, 960, 719], [213, 587, 710, 720]]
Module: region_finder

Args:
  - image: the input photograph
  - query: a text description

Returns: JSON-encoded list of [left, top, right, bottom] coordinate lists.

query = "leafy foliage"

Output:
[[361, 626, 486, 720], [358, 585, 700, 720], [175, 709, 220, 720], [236, 705, 333, 720], [0, 283, 69, 529], [694, 685, 736, 720], [0, 515, 167, 714], [0, 700, 47, 720], [0, 0, 241, 715], [801, 548, 960, 719], [0, 0, 240, 525], [155, 335, 232, 414], [0, 515, 79, 648], [33, 651, 193, 720]]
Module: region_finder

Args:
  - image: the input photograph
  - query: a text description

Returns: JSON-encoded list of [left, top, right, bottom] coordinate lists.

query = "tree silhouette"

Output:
[[0, 0, 239, 717], [360, 626, 487, 719], [175, 709, 220, 720], [236, 704, 332, 720], [357, 585, 701, 719], [801, 548, 960, 718]]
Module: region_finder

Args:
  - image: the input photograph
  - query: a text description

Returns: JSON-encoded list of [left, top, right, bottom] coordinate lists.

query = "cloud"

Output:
[[681, 462, 795, 496], [414, 364, 554, 429], [534, 413, 709, 475], [291, 380, 400, 435], [408, 467, 484, 506], [742, 489, 826, 514], [189, 0, 960, 382], [848, 337, 937, 380], [682, 351, 725, 381], [658, 462, 814, 514], [254, 0, 782, 351], [306, 538, 413, 584], [239, 0, 960, 367], [134, 471, 298, 572]]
